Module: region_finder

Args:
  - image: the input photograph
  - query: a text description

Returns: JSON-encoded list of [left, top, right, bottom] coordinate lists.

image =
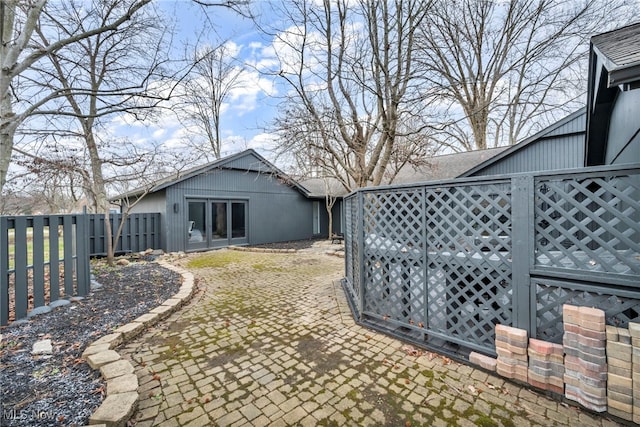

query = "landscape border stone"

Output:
[[229, 245, 296, 253], [82, 259, 195, 427], [229, 242, 346, 258]]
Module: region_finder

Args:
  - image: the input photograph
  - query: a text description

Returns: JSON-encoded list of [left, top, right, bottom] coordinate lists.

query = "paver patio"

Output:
[[121, 248, 623, 426]]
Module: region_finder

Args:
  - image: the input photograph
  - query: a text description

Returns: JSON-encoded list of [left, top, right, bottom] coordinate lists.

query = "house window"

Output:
[[313, 201, 320, 235]]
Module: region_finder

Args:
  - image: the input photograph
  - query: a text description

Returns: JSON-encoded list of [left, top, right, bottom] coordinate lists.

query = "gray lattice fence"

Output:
[[532, 170, 640, 343], [344, 164, 640, 356], [344, 196, 361, 315]]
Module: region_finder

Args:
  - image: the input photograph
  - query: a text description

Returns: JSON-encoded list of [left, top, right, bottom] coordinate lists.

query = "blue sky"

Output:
[[106, 1, 284, 162]]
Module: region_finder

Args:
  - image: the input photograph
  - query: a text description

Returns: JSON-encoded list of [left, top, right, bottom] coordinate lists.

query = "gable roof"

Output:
[[393, 147, 509, 184], [459, 108, 586, 177], [296, 147, 509, 197], [591, 21, 640, 90], [112, 149, 311, 201]]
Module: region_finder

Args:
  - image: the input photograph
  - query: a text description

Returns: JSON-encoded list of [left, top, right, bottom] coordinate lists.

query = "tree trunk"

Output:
[[327, 206, 333, 240], [84, 129, 115, 264], [0, 101, 16, 192]]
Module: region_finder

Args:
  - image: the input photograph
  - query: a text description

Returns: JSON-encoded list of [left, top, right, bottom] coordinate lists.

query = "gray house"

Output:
[[459, 108, 587, 178], [117, 24, 639, 255], [586, 21, 640, 166], [116, 149, 337, 253]]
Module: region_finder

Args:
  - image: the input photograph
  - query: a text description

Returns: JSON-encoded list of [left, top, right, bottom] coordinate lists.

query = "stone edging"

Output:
[[81, 260, 195, 427], [229, 245, 345, 258]]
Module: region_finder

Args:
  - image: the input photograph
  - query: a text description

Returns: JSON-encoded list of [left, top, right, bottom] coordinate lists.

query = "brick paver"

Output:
[[121, 249, 624, 426]]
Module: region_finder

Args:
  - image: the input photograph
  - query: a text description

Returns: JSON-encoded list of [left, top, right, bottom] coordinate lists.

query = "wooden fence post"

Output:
[[511, 175, 535, 335]]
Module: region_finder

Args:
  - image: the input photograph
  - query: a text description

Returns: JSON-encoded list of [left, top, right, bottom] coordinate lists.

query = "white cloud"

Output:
[[152, 128, 166, 138], [224, 70, 276, 115], [247, 132, 278, 152]]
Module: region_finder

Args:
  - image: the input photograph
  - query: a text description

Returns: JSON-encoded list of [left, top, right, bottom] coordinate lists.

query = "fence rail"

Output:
[[343, 164, 640, 356], [0, 212, 161, 326]]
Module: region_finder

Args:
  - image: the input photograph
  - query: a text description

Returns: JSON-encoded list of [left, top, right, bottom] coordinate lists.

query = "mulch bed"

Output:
[[0, 260, 181, 427]]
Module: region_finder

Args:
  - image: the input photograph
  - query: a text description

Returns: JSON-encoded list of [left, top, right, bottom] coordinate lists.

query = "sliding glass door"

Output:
[[230, 202, 247, 243], [187, 199, 248, 250], [187, 200, 208, 250]]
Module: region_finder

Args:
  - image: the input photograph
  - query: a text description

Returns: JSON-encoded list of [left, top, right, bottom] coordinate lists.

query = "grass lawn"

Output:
[[6, 228, 66, 269]]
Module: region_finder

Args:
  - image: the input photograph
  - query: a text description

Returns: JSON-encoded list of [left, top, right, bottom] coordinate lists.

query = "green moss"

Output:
[[475, 415, 499, 427], [186, 250, 248, 268], [463, 403, 517, 427], [346, 389, 359, 400]]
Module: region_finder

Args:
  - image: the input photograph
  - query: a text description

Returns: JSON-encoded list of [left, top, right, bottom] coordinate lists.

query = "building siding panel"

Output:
[[547, 112, 586, 137], [160, 167, 317, 252], [224, 153, 275, 173], [472, 134, 585, 176], [606, 89, 640, 165]]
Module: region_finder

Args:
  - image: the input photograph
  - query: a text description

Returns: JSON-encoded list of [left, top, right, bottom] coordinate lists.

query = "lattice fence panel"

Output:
[[535, 173, 640, 275], [535, 279, 640, 344], [344, 196, 361, 313], [425, 183, 512, 350], [362, 190, 426, 327]]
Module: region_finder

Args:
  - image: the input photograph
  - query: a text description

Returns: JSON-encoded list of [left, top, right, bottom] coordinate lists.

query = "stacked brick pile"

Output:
[[495, 324, 528, 383], [563, 304, 607, 412], [629, 323, 640, 424], [527, 338, 564, 394], [606, 325, 633, 421]]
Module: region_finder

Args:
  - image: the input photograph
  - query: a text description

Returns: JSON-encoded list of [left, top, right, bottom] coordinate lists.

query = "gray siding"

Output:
[[164, 168, 315, 252], [546, 111, 586, 137], [472, 134, 585, 177], [606, 89, 640, 165], [128, 190, 167, 214], [225, 154, 274, 172], [127, 190, 167, 250], [318, 199, 343, 237]]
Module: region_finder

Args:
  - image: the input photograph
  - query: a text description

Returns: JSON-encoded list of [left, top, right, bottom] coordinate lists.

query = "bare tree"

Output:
[[1, 0, 253, 193], [322, 177, 340, 239], [264, 0, 434, 191], [417, 0, 621, 152], [13, 157, 83, 213], [179, 43, 244, 159], [0, 0, 153, 193], [20, 0, 179, 264]]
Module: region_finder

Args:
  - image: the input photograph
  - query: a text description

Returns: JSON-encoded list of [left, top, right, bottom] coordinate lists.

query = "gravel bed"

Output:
[[0, 260, 181, 427]]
